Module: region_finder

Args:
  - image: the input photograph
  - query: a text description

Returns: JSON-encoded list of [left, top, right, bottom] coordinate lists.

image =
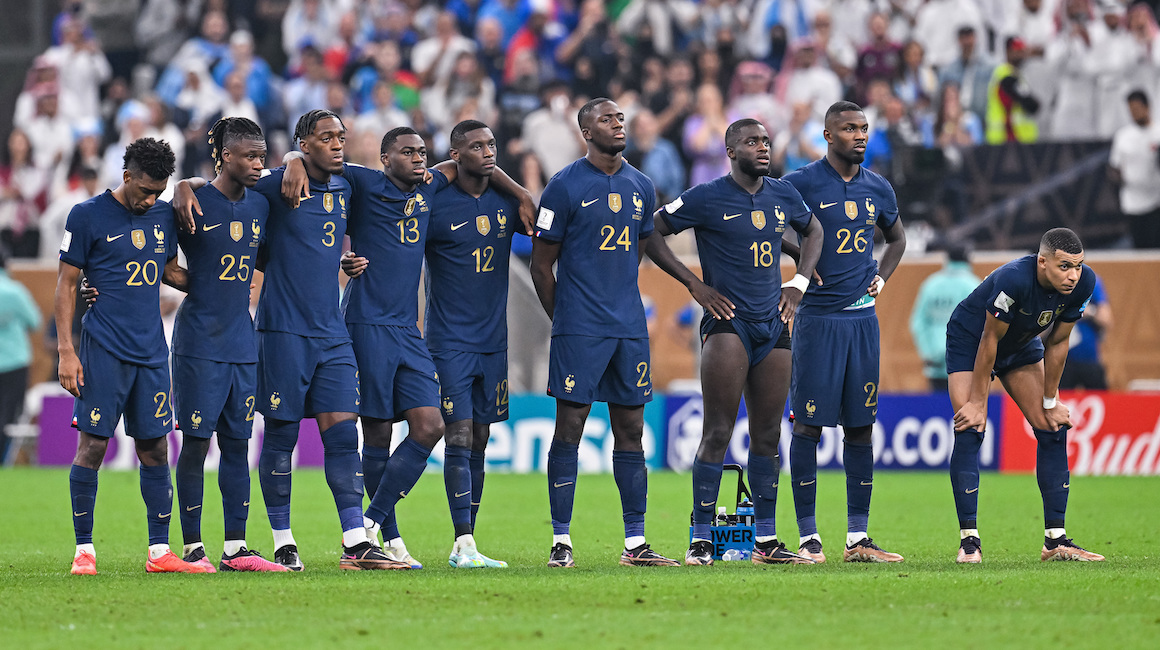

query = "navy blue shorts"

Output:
[[701, 314, 790, 366], [348, 323, 440, 421], [173, 354, 256, 439], [548, 335, 652, 406], [945, 320, 1045, 377], [431, 348, 509, 424], [72, 330, 172, 440], [791, 309, 880, 428], [256, 331, 360, 420]]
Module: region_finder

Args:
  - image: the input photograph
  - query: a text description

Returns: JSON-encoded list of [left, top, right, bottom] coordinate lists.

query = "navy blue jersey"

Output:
[[172, 184, 268, 362], [534, 158, 656, 338], [783, 158, 899, 315], [59, 191, 177, 367], [252, 168, 350, 338], [341, 164, 450, 328], [425, 182, 522, 353], [950, 255, 1095, 359], [663, 175, 812, 322]]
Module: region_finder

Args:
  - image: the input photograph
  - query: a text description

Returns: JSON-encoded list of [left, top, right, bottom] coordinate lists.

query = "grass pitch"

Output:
[[1, 468, 1157, 649]]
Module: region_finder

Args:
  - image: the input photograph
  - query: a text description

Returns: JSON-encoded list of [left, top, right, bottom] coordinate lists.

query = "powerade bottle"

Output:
[[736, 497, 754, 526]]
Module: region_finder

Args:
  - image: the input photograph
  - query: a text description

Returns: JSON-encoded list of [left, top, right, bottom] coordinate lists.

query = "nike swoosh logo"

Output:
[[399, 491, 408, 498], [860, 481, 873, 486], [819, 201, 838, 209], [770, 483, 778, 488], [454, 491, 470, 498], [356, 472, 364, 477], [202, 223, 222, 231], [242, 501, 250, 507], [723, 213, 742, 220], [451, 221, 468, 230], [271, 470, 291, 476], [700, 501, 716, 507], [965, 487, 979, 494], [159, 512, 171, 519], [162, 419, 172, 427], [497, 407, 508, 415], [581, 198, 599, 207], [106, 234, 124, 242], [1062, 483, 1070, 488], [799, 480, 816, 487], [73, 511, 88, 517], [553, 481, 574, 488], [185, 505, 201, 512]]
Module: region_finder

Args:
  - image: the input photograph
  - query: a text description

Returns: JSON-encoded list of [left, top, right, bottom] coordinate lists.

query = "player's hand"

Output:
[[173, 181, 201, 233], [423, 168, 435, 184], [812, 270, 823, 286], [80, 280, 99, 305], [341, 250, 368, 278], [953, 400, 987, 432], [778, 287, 803, 323], [1044, 401, 1072, 430], [690, 279, 734, 320], [281, 158, 311, 208], [867, 274, 884, 297], [58, 349, 84, 398], [517, 197, 536, 235]]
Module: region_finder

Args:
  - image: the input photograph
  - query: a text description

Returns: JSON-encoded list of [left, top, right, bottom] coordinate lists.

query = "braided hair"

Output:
[[293, 109, 343, 146], [207, 116, 264, 175]]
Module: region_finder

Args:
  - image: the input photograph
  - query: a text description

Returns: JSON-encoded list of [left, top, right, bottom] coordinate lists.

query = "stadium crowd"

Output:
[[4, 0, 1160, 260]]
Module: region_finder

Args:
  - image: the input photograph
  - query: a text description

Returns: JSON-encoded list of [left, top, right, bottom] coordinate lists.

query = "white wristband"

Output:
[[1042, 396, 1057, 410], [872, 276, 885, 295], [783, 273, 809, 294]]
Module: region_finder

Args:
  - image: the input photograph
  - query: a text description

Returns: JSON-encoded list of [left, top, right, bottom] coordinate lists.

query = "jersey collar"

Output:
[[820, 156, 864, 184]]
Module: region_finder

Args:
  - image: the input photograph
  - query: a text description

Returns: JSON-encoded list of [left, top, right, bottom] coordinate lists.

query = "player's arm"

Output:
[[953, 313, 1009, 432], [489, 167, 536, 235], [530, 238, 560, 320], [173, 178, 208, 232], [341, 250, 369, 278], [869, 216, 907, 297], [1042, 320, 1077, 429], [281, 151, 311, 208], [643, 211, 735, 320], [162, 257, 188, 292], [55, 262, 84, 397], [779, 215, 823, 322]]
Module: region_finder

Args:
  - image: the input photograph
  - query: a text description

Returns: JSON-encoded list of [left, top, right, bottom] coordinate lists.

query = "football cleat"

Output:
[[843, 537, 904, 563], [383, 542, 423, 569], [273, 544, 304, 572], [220, 548, 291, 572], [182, 546, 218, 573], [70, 552, 97, 576], [340, 541, 411, 570], [684, 540, 715, 566], [798, 538, 826, 564], [1041, 536, 1105, 562], [752, 541, 815, 565], [957, 536, 982, 564], [147, 550, 214, 573], [620, 543, 680, 567], [547, 543, 575, 568]]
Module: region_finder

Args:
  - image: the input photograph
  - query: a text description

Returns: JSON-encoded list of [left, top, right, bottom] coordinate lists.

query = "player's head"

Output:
[[380, 126, 427, 187], [121, 137, 175, 215], [1127, 89, 1150, 126], [449, 120, 496, 178], [1037, 227, 1085, 294], [208, 116, 266, 187], [294, 109, 345, 175], [823, 101, 868, 165], [578, 97, 626, 155], [725, 118, 771, 177]]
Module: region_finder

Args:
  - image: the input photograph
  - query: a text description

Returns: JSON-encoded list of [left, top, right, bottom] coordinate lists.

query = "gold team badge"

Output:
[[608, 193, 622, 213], [751, 210, 766, 230], [269, 392, 281, 411], [89, 408, 101, 427], [865, 198, 876, 217], [1037, 310, 1055, 327], [323, 192, 334, 213], [190, 411, 203, 430], [844, 201, 859, 220], [442, 397, 454, 413], [476, 214, 491, 236], [775, 207, 786, 232], [230, 221, 243, 242], [131, 229, 146, 250], [805, 400, 817, 417], [404, 197, 416, 216], [564, 374, 576, 394], [632, 192, 644, 220]]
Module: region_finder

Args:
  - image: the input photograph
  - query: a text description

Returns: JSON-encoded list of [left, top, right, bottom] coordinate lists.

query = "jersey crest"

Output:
[[751, 210, 766, 230], [323, 192, 334, 213], [231, 221, 243, 241], [608, 193, 622, 213], [131, 229, 146, 249], [844, 200, 858, 220], [476, 214, 491, 236], [865, 198, 876, 218]]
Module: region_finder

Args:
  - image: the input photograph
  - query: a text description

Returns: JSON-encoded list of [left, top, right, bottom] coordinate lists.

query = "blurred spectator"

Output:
[[921, 84, 982, 223], [617, 0, 699, 57], [937, 26, 993, 123], [413, 10, 478, 87], [283, 0, 337, 69], [284, 46, 332, 133], [1090, 0, 1140, 138], [213, 31, 279, 126], [221, 71, 263, 126], [521, 80, 583, 177], [422, 52, 496, 132], [772, 101, 826, 174], [1128, 2, 1160, 101], [909, 243, 980, 392], [863, 94, 921, 176], [0, 245, 41, 465], [823, 0, 876, 51], [496, 49, 542, 151], [747, 0, 813, 60], [13, 57, 59, 131], [25, 85, 74, 182], [985, 37, 1041, 144], [66, 127, 104, 187], [448, 0, 485, 37], [0, 131, 49, 259], [683, 83, 733, 186], [476, 17, 509, 87], [136, 0, 188, 70], [324, 11, 369, 81], [812, 10, 857, 92], [155, 10, 232, 108], [913, 0, 986, 69], [41, 16, 111, 130], [555, 0, 621, 93], [505, 8, 570, 84], [697, 49, 733, 99], [648, 57, 697, 152], [39, 166, 99, 262], [855, 12, 902, 106], [728, 60, 783, 135], [1048, 0, 1099, 140], [624, 109, 684, 204], [366, 2, 421, 66], [357, 81, 412, 137], [1060, 272, 1112, 390], [101, 101, 150, 189], [1001, 0, 1056, 126], [478, 0, 533, 49], [1108, 89, 1160, 248], [780, 39, 844, 124], [349, 40, 421, 116], [892, 40, 938, 112]]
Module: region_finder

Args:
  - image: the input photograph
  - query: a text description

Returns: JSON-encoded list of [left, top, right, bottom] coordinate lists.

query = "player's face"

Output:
[[301, 117, 345, 174], [450, 128, 496, 177], [1039, 249, 1085, 294], [729, 124, 771, 176], [382, 134, 428, 187], [824, 111, 869, 164], [583, 101, 627, 154], [123, 171, 168, 215], [223, 138, 267, 188]]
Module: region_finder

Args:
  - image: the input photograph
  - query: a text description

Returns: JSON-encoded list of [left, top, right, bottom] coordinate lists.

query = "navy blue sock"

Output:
[[844, 440, 873, 534], [69, 464, 98, 545], [217, 436, 250, 541], [259, 420, 298, 531], [176, 438, 208, 545], [612, 450, 647, 540], [321, 420, 364, 532], [140, 464, 174, 546], [789, 433, 819, 537], [470, 449, 486, 530], [950, 429, 984, 530], [365, 437, 432, 525], [361, 444, 391, 500], [691, 458, 723, 540], [444, 445, 473, 537], [749, 453, 780, 538], [1034, 427, 1070, 529], [547, 440, 579, 535]]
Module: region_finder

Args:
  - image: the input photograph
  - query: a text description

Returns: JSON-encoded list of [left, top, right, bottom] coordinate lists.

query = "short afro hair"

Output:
[[725, 118, 765, 148], [293, 109, 343, 145], [381, 126, 421, 155], [1040, 228, 1083, 256], [578, 97, 614, 129], [123, 137, 176, 180], [450, 120, 491, 149]]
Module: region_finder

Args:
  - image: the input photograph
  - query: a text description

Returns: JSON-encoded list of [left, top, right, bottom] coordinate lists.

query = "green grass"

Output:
[[1, 468, 1157, 649]]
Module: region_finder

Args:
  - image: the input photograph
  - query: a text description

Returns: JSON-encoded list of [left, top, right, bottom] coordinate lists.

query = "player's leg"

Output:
[[69, 432, 108, 575], [360, 417, 395, 533], [1000, 362, 1104, 561], [172, 354, 220, 568], [452, 351, 508, 567], [788, 314, 836, 556], [433, 349, 489, 567], [948, 369, 984, 563], [547, 398, 587, 567], [469, 422, 490, 530], [176, 434, 212, 567]]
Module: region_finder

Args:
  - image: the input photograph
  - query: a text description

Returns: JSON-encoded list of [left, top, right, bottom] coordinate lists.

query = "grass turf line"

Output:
[[1, 468, 1157, 648]]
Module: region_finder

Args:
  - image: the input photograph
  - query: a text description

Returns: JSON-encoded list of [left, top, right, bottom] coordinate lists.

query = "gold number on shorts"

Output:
[[154, 392, 169, 419], [636, 362, 650, 387], [864, 381, 878, 408]]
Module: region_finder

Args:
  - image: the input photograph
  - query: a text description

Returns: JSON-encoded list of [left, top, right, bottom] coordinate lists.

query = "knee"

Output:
[[262, 421, 299, 453], [135, 437, 169, 466], [749, 434, 781, 459], [844, 425, 873, 446], [362, 422, 393, 449], [216, 436, 249, 457], [444, 422, 471, 449], [410, 414, 445, 448], [180, 437, 211, 461], [321, 424, 358, 453], [792, 423, 822, 441]]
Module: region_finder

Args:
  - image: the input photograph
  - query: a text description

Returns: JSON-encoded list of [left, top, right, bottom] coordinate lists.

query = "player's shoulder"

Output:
[[781, 158, 825, 189], [992, 254, 1037, 288], [254, 167, 284, 191], [763, 175, 805, 198], [340, 161, 379, 184], [1075, 264, 1098, 297]]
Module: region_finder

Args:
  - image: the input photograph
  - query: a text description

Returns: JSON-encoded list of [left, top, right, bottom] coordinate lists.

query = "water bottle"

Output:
[[721, 549, 745, 561], [736, 498, 755, 526], [716, 506, 729, 526]]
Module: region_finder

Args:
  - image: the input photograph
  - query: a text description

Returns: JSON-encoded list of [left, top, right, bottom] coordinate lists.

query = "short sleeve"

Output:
[[660, 185, 705, 234], [1060, 269, 1097, 322], [534, 177, 571, 242], [779, 181, 812, 232], [984, 267, 1023, 324], [876, 180, 900, 229], [59, 203, 89, 269], [253, 169, 282, 205], [427, 168, 451, 193], [164, 202, 179, 261], [639, 179, 657, 238]]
